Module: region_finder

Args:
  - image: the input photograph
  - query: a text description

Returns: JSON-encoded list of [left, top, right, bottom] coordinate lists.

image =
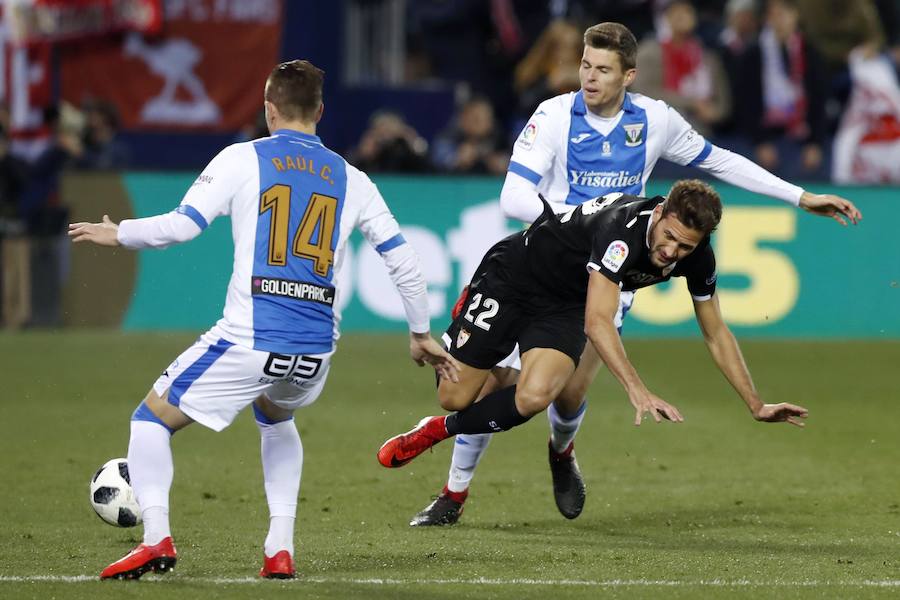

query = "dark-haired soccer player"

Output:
[[378, 180, 808, 491], [404, 21, 859, 528]]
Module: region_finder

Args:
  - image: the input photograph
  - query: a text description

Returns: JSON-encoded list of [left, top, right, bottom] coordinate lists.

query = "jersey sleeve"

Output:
[[660, 105, 713, 167], [683, 244, 718, 301], [586, 232, 638, 286], [691, 145, 803, 205], [348, 166, 404, 250], [176, 143, 253, 228], [347, 166, 431, 333], [116, 211, 203, 249], [507, 100, 560, 185]]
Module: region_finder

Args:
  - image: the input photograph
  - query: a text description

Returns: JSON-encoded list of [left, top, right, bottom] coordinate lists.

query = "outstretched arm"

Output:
[[68, 209, 205, 249], [70, 144, 249, 249], [695, 145, 862, 225], [585, 271, 683, 425], [693, 295, 808, 427]]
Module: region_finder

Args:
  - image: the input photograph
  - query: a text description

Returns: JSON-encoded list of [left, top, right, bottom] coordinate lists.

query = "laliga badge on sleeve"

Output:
[[601, 240, 629, 273], [517, 122, 538, 150]]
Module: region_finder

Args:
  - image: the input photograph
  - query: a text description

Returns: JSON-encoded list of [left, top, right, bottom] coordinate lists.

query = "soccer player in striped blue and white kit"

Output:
[[406, 22, 861, 527], [69, 60, 459, 580]]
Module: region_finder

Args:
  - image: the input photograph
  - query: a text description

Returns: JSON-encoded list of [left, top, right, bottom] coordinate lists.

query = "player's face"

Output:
[[579, 46, 636, 115], [648, 210, 705, 268]]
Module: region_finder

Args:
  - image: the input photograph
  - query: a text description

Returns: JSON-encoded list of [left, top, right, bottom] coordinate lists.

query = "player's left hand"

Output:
[[409, 333, 462, 383], [68, 215, 121, 246], [630, 389, 684, 426], [753, 403, 809, 427], [799, 192, 862, 226]]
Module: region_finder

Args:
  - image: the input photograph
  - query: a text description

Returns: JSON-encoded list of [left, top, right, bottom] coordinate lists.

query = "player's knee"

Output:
[[437, 382, 473, 412], [514, 385, 554, 417], [253, 395, 293, 424], [135, 389, 191, 432], [131, 400, 175, 434]]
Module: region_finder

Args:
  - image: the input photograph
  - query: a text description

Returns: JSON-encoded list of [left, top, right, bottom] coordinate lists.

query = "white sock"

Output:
[[258, 418, 302, 557], [548, 400, 587, 453], [447, 433, 492, 493], [128, 420, 173, 545]]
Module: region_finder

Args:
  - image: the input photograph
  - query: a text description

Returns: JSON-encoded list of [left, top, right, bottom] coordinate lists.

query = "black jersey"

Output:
[[475, 193, 717, 305]]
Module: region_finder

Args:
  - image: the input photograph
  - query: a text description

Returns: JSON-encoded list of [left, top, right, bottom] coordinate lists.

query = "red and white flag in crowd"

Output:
[[59, 0, 283, 131], [832, 49, 900, 184]]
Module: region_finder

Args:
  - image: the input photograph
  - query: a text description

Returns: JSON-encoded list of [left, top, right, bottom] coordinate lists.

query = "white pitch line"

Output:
[[1, 575, 899, 587]]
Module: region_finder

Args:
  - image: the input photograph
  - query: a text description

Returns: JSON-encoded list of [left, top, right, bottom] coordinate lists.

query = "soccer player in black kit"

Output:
[[378, 179, 809, 469]]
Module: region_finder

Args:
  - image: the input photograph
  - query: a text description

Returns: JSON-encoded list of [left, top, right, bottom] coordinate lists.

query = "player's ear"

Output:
[[264, 101, 278, 131], [623, 68, 637, 87], [315, 102, 324, 123]]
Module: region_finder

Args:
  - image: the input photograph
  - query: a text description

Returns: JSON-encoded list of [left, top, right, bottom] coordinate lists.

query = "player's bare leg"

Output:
[[101, 389, 189, 579], [436, 362, 492, 411], [253, 395, 300, 579], [411, 366, 519, 526], [515, 348, 577, 417]]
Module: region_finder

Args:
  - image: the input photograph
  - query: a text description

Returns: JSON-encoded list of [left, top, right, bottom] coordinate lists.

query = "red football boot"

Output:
[[260, 550, 295, 579], [377, 416, 449, 468], [99, 537, 177, 580]]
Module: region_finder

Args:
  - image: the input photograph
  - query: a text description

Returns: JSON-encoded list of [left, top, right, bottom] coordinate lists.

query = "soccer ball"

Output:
[[89, 458, 142, 527]]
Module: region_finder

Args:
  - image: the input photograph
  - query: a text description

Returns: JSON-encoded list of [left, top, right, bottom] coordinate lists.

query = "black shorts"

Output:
[[444, 281, 586, 370]]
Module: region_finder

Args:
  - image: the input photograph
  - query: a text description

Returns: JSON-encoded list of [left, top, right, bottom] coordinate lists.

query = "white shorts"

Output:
[[152, 327, 333, 432], [490, 290, 635, 372]]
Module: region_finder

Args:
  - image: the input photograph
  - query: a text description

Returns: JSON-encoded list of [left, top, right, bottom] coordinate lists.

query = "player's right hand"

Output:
[[629, 389, 684, 426], [409, 333, 462, 383], [68, 215, 121, 246], [798, 192, 862, 226], [752, 403, 808, 427]]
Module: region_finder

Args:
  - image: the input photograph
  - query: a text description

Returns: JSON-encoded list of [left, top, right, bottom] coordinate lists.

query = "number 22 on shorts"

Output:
[[463, 293, 500, 331]]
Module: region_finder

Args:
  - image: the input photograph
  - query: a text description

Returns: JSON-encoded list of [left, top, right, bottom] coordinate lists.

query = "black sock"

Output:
[[445, 385, 531, 435]]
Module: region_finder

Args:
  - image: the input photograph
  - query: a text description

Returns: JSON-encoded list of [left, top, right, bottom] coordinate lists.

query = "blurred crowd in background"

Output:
[[1, 0, 899, 330], [361, 0, 900, 182]]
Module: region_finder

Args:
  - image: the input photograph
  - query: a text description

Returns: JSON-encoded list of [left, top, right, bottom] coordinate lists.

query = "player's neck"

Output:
[[586, 90, 626, 119], [270, 120, 317, 136]]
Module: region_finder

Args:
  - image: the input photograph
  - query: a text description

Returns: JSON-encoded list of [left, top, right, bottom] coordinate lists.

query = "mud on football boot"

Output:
[[377, 416, 449, 468], [99, 536, 177, 580], [549, 441, 586, 519], [409, 486, 467, 526], [260, 550, 295, 579]]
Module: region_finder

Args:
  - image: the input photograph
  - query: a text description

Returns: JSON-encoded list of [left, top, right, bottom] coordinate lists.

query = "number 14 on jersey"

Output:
[[259, 184, 338, 276]]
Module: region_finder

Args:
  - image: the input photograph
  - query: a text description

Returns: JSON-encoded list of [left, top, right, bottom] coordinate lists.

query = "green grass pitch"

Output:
[[0, 331, 898, 599]]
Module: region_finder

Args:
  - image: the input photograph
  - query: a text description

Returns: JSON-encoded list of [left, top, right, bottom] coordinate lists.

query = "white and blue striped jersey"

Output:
[[507, 91, 803, 215], [117, 129, 429, 354]]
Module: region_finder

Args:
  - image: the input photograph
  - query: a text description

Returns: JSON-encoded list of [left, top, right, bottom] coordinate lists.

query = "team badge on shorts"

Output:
[[601, 240, 629, 273], [457, 328, 471, 348]]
